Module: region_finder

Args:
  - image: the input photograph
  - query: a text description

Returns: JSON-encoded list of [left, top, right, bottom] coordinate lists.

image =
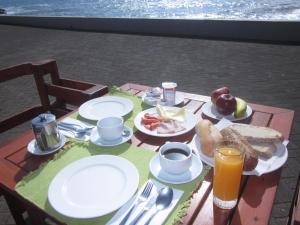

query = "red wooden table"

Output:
[[0, 83, 295, 225]]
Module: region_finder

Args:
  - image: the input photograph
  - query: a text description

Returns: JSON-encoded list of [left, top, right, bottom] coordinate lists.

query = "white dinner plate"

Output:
[[149, 154, 203, 184], [201, 101, 253, 121], [48, 155, 139, 219], [141, 92, 185, 106], [134, 107, 198, 137], [189, 134, 288, 176], [27, 134, 66, 156], [78, 96, 134, 121], [90, 126, 133, 147]]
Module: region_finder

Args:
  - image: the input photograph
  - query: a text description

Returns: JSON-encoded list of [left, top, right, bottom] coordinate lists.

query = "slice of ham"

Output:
[[157, 120, 186, 134]]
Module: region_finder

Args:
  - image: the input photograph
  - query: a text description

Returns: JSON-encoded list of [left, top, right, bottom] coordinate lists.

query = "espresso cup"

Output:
[[97, 116, 124, 142], [159, 142, 192, 174]]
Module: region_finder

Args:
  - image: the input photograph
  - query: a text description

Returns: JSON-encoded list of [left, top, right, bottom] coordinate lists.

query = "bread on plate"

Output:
[[228, 124, 283, 158], [229, 124, 283, 143], [196, 120, 284, 171], [195, 120, 223, 157], [220, 128, 258, 171]]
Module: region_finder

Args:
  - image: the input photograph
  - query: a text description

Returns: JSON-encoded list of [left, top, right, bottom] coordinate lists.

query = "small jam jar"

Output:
[[162, 82, 177, 106]]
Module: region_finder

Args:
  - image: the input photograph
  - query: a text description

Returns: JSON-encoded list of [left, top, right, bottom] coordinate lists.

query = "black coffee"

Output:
[[162, 148, 189, 160]]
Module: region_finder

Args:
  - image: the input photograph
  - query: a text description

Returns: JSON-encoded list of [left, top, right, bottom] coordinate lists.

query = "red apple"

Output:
[[216, 94, 237, 115], [211, 87, 230, 105]]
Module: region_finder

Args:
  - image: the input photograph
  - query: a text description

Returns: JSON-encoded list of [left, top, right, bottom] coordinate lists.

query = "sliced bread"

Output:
[[229, 124, 283, 143], [220, 128, 258, 171], [247, 141, 277, 158]]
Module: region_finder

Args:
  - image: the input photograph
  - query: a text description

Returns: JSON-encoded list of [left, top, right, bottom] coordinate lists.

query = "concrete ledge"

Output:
[[0, 16, 300, 43]]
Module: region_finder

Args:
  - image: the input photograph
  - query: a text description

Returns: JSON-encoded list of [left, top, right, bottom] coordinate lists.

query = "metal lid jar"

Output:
[[31, 113, 61, 151]]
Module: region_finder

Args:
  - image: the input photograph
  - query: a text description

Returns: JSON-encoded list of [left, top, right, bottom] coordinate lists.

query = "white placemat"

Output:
[[107, 179, 184, 225]]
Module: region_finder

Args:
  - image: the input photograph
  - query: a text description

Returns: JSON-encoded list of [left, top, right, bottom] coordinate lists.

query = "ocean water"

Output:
[[1, 0, 300, 20]]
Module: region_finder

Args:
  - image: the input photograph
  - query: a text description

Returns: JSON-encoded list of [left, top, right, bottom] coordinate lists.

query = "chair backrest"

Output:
[[0, 62, 44, 133], [32, 59, 108, 112], [0, 59, 108, 133]]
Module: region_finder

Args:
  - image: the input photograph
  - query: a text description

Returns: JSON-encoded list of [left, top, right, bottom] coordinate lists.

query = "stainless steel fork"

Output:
[[119, 180, 153, 225]]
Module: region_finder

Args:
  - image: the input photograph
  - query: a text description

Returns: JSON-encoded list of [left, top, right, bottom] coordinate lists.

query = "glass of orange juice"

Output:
[[213, 143, 245, 209]]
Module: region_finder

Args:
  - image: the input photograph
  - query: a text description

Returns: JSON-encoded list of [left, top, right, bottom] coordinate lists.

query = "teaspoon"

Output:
[[144, 187, 173, 225]]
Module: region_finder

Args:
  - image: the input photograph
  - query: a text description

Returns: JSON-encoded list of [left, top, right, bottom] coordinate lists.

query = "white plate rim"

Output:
[[27, 134, 66, 156], [149, 154, 203, 184], [48, 155, 139, 219], [78, 96, 134, 121], [141, 92, 185, 106], [134, 107, 198, 137], [90, 126, 133, 147], [190, 134, 288, 176], [202, 101, 253, 121]]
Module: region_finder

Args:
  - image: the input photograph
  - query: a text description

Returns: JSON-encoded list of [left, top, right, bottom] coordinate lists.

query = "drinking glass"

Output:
[[213, 143, 245, 209]]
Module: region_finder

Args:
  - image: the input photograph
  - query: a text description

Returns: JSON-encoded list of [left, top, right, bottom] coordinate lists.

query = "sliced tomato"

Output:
[[144, 113, 163, 121], [141, 117, 160, 125]]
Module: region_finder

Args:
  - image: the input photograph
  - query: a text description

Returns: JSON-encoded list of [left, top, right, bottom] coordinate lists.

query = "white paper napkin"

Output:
[[106, 179, 184, 225], [58, 117, 95, 141]]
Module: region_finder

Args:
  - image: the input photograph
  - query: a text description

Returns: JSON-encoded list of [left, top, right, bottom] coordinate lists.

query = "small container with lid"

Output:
[[162, 82, 177, 106], [32, 113, 61, 151]]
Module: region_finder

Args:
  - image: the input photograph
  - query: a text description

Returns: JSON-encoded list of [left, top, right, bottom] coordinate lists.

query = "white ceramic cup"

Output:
[[97, 116, 124, 141], [159, 142, 192, 174]]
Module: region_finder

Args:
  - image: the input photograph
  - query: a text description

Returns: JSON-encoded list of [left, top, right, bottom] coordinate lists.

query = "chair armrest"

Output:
[[46, 81, 108, 107], [59, 78, 108, 97]]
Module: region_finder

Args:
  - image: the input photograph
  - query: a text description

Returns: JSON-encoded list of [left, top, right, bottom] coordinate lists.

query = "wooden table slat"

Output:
[[269, 111, 295, 139], [231, 170, 281, 225], [250, 111, 272, 127]]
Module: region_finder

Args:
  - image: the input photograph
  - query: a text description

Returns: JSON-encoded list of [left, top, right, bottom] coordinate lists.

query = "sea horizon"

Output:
[[1, 0, 300, 21]]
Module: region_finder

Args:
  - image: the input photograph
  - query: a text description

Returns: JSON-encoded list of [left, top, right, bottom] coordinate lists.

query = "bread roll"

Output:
[[195, 120, 223, 157]]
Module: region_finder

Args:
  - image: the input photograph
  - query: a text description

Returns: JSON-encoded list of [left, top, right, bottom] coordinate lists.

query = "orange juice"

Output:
[[213, 147, 244, 209]]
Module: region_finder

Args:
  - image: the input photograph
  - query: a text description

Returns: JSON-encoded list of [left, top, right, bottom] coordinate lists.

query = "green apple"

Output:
[[234, 97, 247, 118]]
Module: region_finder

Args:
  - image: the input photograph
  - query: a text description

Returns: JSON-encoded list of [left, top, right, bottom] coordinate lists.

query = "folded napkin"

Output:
[[59, 117, 94, 141], [156, 105, 185, 122], [107, 179, 184, 225]]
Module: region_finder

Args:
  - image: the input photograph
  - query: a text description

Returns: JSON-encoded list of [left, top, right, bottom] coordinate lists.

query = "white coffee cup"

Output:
[[97, 116, 124, 141], [159, 142, 192, 174]]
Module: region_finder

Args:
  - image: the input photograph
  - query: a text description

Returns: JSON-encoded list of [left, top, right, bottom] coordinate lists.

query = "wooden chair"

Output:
[[0, 59, 108, 133], [0, 59, 108, 224]]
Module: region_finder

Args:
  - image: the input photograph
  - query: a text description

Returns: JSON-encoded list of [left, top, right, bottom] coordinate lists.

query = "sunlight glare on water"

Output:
[[0, 0, 299, 20]]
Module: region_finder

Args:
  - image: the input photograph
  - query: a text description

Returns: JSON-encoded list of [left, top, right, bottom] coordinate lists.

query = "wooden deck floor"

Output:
[[0, 24, 299, 225]]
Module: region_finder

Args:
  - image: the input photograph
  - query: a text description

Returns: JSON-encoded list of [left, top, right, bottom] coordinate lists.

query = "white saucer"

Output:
[[90, 126, 133, 147], [149, 154, 203, 184], [27, 134, 66, 156], [142, 92, 185, 106]]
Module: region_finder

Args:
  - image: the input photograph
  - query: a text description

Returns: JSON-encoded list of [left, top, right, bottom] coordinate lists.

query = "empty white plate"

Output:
[[149, 154, 203, 184], [79, 96, 134, 121], [48, 155, 139, 219]]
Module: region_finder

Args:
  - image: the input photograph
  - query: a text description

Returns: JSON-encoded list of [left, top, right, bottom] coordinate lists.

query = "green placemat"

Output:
[[70, 86, 150, 130], [16, 142, 209, 225]]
